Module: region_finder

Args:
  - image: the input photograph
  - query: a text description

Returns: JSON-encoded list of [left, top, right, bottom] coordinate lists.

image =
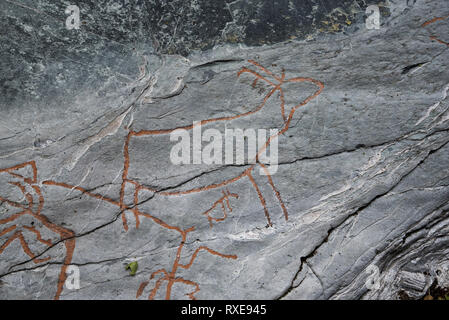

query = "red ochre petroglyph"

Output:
[[2, 60, 324, 300], [0, 161, 75, 300], [422, 14, 449, 47], [201, 189, 239, 228]]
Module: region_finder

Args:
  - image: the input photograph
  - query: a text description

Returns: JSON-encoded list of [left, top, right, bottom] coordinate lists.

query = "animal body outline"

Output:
[[1, 60, 324, 299]]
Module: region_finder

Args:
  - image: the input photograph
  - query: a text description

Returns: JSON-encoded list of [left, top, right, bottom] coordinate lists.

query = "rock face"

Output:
[[0, 0, 448, 300]]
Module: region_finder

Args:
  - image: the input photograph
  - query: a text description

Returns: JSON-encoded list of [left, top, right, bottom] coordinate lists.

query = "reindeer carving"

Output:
[[1, 60, 324, 299]]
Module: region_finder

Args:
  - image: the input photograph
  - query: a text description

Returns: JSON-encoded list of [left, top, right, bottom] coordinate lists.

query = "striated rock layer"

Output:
[[0, 0, 448, 299]]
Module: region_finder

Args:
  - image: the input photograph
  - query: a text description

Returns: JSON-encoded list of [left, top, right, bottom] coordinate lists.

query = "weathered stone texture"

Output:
[[0, 0, 448, 300]]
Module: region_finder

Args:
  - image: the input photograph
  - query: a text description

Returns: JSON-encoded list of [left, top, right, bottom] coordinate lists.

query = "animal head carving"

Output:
[[238, 60, 324, 129]]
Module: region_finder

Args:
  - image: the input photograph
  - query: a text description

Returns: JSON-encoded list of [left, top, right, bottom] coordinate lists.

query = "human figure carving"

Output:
[[0, 161, 75, 300]]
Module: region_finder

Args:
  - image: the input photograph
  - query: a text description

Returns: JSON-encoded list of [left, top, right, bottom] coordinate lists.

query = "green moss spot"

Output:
[[126, 261, 138, 276]]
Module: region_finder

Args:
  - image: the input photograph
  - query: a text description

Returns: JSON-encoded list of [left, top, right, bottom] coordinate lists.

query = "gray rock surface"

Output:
[[0, 0, 448, 300]]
